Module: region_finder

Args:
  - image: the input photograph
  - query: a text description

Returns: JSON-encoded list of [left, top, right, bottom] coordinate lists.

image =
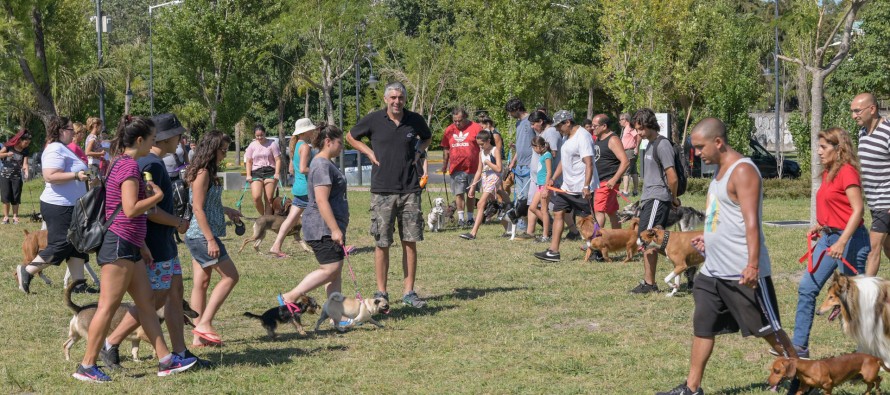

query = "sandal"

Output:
[[270, 251, 289, 259], [191, 329, 223, 345]]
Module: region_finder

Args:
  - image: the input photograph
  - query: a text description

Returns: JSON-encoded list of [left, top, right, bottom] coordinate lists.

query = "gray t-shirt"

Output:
[[641, 136, 675, 202], [302, 156, 349, 241], [529, 126, 562, 178], [514, 116, 534, 167]]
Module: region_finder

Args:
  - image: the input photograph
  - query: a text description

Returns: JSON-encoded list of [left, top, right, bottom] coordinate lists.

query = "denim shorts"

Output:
[[184, 236, 230, 268], [292, 194, 309, 209], [146, 257, 182, 291], [97, 231, 143, 265]]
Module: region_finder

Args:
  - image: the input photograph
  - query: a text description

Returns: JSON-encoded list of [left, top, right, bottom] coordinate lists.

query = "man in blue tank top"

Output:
[[656, 118, 798, 395]]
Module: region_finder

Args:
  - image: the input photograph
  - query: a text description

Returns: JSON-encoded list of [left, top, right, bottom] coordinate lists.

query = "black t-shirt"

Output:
[[137, 153, 177, 262], [1, 144, 29, 178], [350, 109, 432, 193], [594, 132, 621, 181]]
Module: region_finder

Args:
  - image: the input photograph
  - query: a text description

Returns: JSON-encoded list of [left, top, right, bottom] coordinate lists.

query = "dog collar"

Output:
[[659, 230, 670, 253]]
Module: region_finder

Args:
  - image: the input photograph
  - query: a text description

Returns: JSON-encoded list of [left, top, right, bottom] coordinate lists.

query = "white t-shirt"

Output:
[[40, 142, 89, 206], [84, 134, 99, 165], [559, 127, 594, 194]]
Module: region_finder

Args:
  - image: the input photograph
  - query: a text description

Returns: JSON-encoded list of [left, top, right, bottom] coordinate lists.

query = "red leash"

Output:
[[798, 233, 859, 275]]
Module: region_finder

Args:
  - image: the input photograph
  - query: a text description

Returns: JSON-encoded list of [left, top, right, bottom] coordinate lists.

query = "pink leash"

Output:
[[343, 245, 364, 303]]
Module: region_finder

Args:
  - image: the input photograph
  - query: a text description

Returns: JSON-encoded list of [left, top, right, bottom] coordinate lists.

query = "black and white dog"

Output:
[[617, 200, 705, 232]]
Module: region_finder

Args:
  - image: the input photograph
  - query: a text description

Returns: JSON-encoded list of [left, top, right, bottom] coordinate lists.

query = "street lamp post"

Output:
[[354, 55, 377, 186], [774, 0, 783, 178], [149, 0, 183, 116]]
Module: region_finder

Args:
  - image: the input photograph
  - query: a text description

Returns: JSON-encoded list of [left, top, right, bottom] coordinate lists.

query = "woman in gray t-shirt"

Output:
[[277, 124, 350, 314]]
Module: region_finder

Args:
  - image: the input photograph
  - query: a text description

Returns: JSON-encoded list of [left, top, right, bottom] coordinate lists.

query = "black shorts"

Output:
[[37, 201, 89, 265], [550, 193, 592, 217], [252, 166, 275, 180], [97, 230, 143, 265], [692, 275, 782, 338], [638, 199, 671, 238], [0, 175, 22, 204], [308, 236, 346, 265], [870, 209, 890, 234]]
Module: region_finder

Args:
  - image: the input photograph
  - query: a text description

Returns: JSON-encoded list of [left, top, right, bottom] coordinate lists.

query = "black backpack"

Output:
[[67, 162, 122, 254], [652, 137, 688, 197], [171, 177, 192, 220]]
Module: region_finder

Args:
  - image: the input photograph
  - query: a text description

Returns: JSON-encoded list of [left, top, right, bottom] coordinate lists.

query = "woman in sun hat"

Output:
[[270, 118, 318, 257]]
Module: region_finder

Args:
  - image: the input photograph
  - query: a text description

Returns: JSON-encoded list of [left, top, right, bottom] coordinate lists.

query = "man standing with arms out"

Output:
[[619, 113, 641, 196], [533, 111, 593, 262], [441, 107, 481, 228], [505, 98, 535, 232], [657, 118, 797, 395], [851, 93, 890, 276], [591, 114, 629, 230], [346, 82, 432, 308], [631, 108, 678, 294]]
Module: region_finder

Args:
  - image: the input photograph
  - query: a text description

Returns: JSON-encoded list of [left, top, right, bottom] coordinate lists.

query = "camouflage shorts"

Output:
[[369, 192, 424, 247]]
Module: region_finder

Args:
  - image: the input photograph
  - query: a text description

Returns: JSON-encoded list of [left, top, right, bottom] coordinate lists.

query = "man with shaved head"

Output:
[[851, 93, 890, 276], [590, 113, 629, 231], [657, 118, 798, 395]]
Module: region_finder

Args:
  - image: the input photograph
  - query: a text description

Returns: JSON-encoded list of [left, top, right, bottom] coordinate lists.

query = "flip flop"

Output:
[[191, 329, 223, 345], [270, 252, 289, 259]]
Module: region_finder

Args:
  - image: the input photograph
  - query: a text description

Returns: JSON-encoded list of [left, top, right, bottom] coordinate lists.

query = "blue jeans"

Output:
[[513, 165, 530, 229], [792, 226, 870, 348]]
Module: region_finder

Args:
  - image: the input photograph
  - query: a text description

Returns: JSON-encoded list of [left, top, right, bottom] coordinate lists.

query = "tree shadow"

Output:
[[214, 345, 348, 365], [425, 286, 531, 302]]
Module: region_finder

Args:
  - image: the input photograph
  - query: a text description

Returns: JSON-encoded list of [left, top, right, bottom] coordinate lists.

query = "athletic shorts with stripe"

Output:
[[637, 198, 671, 239], [692, 275, 782, 338]]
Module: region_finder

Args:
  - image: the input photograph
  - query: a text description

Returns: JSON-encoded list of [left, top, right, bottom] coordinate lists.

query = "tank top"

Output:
[[291, 140, 313, 197], [480, 147, 496, 173], [594, 132, 621, 181], [701, 158, 771, 279], [186, 183, 226, 239]]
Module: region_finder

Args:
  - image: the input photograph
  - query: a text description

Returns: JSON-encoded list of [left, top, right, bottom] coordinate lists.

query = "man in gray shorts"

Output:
[[657, 118, 798, 395], [441, 107, 482, 228], [346, 82, 432, 308]]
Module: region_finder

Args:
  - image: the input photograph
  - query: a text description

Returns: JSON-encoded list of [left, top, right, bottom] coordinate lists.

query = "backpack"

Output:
[[67, 160, 122, 254], [171, 177, 192, 220], [651, 137, 688, 197]]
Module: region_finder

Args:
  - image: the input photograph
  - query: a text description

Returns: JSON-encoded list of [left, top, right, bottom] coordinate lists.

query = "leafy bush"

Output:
[[686, 177, 810, 199], [787, 112, 811, 177]]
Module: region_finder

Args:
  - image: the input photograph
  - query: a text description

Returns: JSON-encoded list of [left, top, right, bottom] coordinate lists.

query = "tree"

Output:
[[778, 0, 868, 221]]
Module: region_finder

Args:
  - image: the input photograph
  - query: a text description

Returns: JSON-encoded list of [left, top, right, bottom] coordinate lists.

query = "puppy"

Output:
[[269, 196, 292, 217], [243, 295, 319, 339], [639, 227, 705, 296], [428, 197, 445, 232], [314, 292, 390, 332], [63, 280, 198, 361], [443, 201, 457, 226], [578, 217, 639, 262], [238, 215, 307, 253], [20, 229, 53, 285], [768, 354, 887, 395]]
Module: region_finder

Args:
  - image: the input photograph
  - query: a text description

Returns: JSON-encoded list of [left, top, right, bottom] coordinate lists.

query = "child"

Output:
[[529, 136, 552, 242], [460, 130, 502, 240], [270, 118, 317, 257], [74, 116, 196, 383], [184, 130, 242, 347], [278, 124, 349, 311]]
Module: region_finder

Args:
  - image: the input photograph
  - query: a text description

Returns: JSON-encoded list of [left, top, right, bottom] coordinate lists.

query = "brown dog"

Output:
[[238, 215, 308, 253], [20, 229, 53, 285], [578, 217, 639, 262], [768, 354, 887, 394], [639, 227, 705, 296]]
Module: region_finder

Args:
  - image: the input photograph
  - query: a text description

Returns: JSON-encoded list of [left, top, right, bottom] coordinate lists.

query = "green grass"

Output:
[[1, 180, 886, 394]]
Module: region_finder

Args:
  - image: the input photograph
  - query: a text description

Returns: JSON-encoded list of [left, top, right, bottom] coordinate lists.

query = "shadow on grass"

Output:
[[426, 286, 531, 302], [346, 246, 376, 255], [384, 304, 458, 321], [711, 382, 772, 395], [217, 345, 348, 365]]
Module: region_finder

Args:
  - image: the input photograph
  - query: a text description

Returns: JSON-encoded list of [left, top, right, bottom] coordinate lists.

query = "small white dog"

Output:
[[428, 197, 445, 232]]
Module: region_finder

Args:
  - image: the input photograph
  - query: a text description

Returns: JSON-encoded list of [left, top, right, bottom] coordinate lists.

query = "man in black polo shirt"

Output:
[[346, 82, 432, 308]]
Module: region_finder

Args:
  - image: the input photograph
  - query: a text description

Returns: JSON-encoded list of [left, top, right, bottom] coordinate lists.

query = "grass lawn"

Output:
[[1, 179, 886, 394]]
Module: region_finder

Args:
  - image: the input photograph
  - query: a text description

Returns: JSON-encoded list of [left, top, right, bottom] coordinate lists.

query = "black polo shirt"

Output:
[[350, 109, 432, 194]]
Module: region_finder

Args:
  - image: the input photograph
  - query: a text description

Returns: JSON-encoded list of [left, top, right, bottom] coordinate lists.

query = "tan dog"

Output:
[[314, 292, 390, 332], [63, 280, 198, 361], [768, 354, 887, 395], [238, 215, 309, 253], [20, 229, 54, 285], [578, 217, 639, 262], [639, 227, 705, 296]]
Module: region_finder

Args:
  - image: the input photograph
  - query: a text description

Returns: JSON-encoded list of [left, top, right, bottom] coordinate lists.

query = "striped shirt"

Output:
[[106, 155, 147, 246], [858, 119, 890, 210]]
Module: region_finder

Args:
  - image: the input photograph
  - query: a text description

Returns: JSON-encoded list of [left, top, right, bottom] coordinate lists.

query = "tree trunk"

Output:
[[323, 84, 336, 125], [304, 91, 310, 118], [797, 66, 811, 119], [586, 85, 595, 121], [235, 120, 243, 167], [809, 71, 825, 223], [124, 79, 132, 115]]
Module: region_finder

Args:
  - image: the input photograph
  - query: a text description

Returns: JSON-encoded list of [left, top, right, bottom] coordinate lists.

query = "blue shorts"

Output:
[[184, 236, 230, 268], [147, 257, 180, 290], [292, 194, 309, 209]]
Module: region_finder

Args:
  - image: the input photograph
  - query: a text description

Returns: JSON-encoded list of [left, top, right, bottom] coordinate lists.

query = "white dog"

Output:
[[428, 197, 445, 232]]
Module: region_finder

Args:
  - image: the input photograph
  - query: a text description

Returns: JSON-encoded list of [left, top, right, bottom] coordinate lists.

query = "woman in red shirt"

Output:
[[788, 127, 870, 358]]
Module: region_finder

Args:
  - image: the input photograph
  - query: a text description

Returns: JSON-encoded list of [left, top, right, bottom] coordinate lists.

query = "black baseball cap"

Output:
[[151, 113, 186, 141]]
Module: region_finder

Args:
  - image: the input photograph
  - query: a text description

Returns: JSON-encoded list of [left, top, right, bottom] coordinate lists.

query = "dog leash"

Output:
[[234, 181, 250, 213], [343, 245, 365, 304], [798, 233, 859, 275]]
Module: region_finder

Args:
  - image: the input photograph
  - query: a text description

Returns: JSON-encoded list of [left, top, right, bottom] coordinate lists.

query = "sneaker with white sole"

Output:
[[72, 364, 111, 383], [655, 382, 703, 395], [768, 344, 810, 359], [157, 354, 197, 377], [99, 345, 123, 370], [402, 291, 427, 308], [533, 249, 561, 262], [16, 265, 32, 294]]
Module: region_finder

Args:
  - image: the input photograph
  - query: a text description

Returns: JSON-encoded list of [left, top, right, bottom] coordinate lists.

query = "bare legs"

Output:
[[190, 258, 239, 345]]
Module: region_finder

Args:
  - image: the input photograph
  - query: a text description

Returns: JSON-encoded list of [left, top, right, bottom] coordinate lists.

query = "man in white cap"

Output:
[[269, 118, 317, 256]]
